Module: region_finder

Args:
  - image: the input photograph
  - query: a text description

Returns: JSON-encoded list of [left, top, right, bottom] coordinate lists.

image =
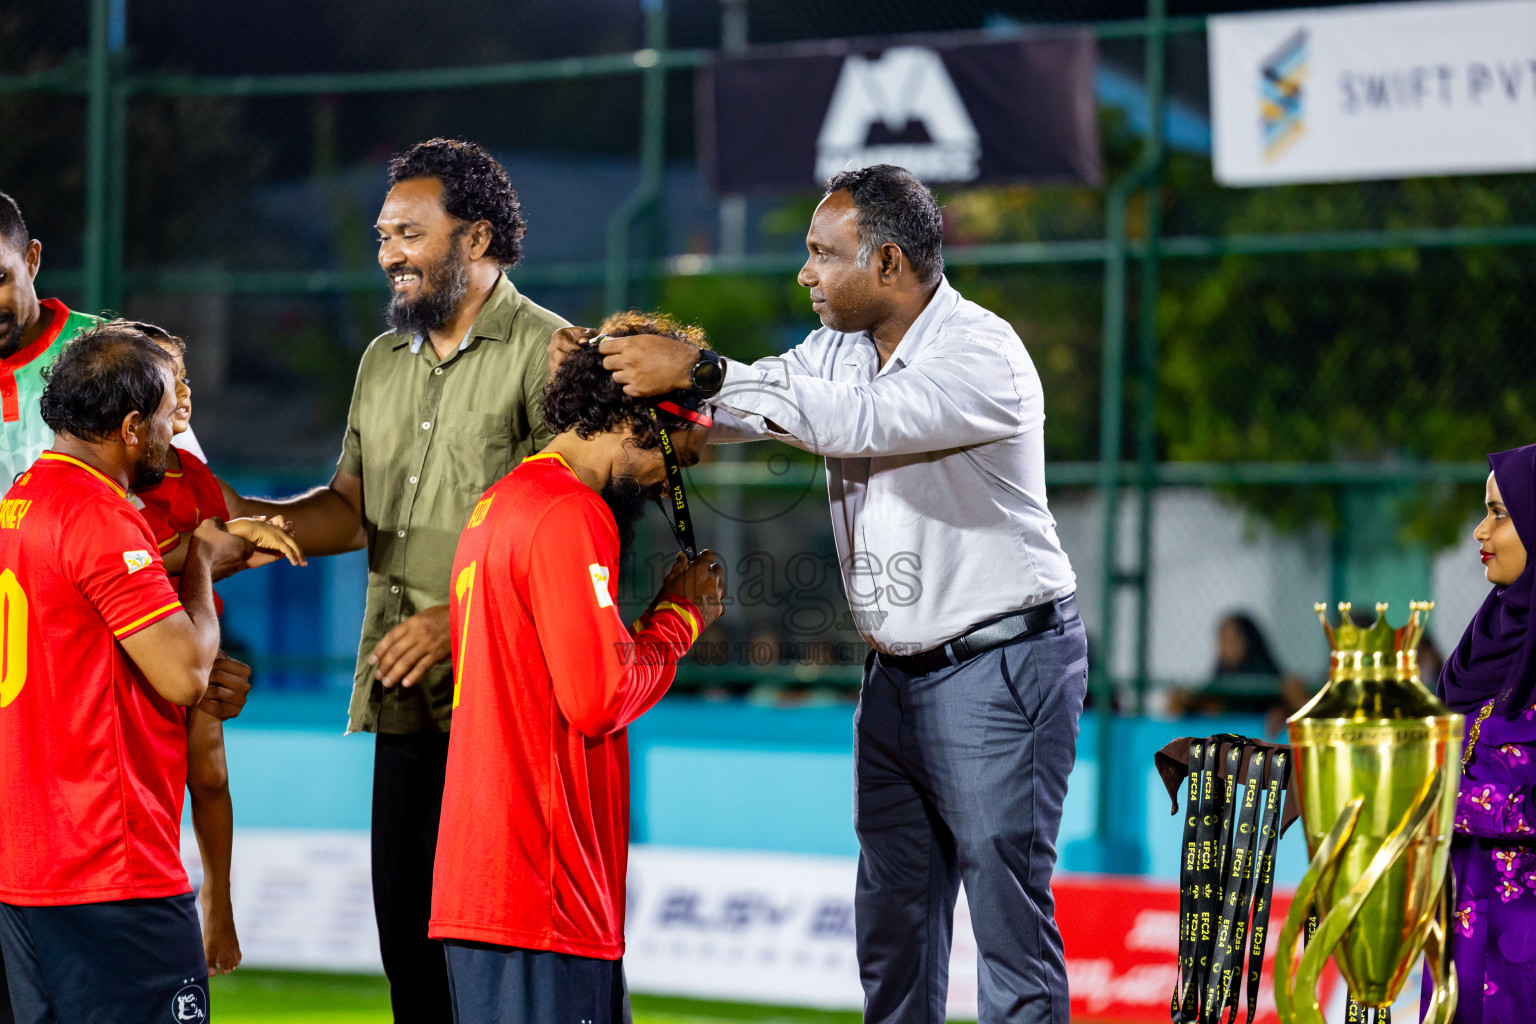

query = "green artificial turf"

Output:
[[210, 969, 1142, 1023], [209, 970, 865, 1023]]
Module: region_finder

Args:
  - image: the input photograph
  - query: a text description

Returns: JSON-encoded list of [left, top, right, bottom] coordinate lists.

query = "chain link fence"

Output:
[[1, 0, 1528, 723]]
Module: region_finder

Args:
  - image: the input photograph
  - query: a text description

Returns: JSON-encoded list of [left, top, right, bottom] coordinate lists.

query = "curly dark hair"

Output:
[[543, 310, 712, 449], [387, 138, 526, 268], [824, 164, 944, 285], [40, 320, 174, 443]]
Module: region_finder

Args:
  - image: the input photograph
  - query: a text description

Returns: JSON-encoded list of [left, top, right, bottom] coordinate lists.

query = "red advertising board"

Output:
[[1054, 875, 1340, 1023]]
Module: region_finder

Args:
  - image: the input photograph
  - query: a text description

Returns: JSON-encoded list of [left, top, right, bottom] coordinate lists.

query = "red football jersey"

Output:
[[430, 452, 701, 958], [137, 450, 230, 556], [0, 452, 191, 906], [136, 450, 230, 614]]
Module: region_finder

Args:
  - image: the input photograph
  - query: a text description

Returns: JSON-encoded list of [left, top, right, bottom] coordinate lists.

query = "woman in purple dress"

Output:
[[1428, 443, 1536, 1022]]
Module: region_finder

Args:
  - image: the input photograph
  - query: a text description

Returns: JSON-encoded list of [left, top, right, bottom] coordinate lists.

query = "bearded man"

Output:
[[229, 138, 568, 1021]]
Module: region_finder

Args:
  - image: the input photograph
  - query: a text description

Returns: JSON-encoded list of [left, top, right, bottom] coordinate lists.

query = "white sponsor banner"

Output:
[[183, 828, 383, 973], [624, 846, 979, 1017], [184, 833, 981, 1012], [183, 831, 1422, 1019], [1210, 0, 1536, 185]]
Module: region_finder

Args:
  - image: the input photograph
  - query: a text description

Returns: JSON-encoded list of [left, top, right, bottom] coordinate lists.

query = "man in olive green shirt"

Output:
[[235, 139, 565, 1022]]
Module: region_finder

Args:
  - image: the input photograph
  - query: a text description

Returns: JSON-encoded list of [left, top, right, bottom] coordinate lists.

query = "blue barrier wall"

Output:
[[216, 697, 1309, 885]]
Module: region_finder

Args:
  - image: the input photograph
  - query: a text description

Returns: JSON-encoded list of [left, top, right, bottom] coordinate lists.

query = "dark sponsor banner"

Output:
[[699, 32, 1102, 194]]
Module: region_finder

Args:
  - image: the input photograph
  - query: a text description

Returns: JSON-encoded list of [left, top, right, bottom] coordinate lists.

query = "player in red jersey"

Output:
[[129, 322, 306, 978], [431, 311, 726, 1023], [0, 323, 281, 1023]]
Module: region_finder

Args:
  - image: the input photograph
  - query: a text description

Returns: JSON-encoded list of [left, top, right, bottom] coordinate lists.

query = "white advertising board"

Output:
[[183, 828, 382, 973], [183, 833, 980, 1013], [184, 832, 1420, 1019], [1210, 0, 1536, 185]]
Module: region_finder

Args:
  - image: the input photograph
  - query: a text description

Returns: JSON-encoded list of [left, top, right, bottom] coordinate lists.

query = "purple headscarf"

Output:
[[1439, 444, 1536, 717]]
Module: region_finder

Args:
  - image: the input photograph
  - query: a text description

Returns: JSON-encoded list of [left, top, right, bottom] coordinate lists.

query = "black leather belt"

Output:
[[876, 598, 1065, 676]]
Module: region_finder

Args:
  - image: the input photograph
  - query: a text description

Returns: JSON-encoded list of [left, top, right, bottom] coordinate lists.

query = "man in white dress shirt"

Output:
[[563, 164, 1088, 1024]]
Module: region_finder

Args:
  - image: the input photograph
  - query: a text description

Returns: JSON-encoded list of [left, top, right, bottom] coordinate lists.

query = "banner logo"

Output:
[[816, 47, 980, 182], [1260, 29, 1308, 161]]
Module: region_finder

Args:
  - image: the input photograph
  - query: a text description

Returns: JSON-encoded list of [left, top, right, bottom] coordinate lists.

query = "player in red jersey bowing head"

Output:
[[431, 311, 725, 1024], [0, 323, 277, 1024]]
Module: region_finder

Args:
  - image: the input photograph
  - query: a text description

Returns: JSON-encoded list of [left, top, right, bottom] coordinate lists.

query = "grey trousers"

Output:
[[854, 595, 1089, 1024]]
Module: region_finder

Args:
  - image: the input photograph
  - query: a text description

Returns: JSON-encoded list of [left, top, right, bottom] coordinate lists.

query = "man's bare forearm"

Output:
[[222, 472, 366, 556]]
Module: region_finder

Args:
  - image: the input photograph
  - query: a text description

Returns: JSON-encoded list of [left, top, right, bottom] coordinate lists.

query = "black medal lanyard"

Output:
[[1173, 741, 1206, 1021], [652, 392, 713, 563], [651, 405, 706, 561], [1170, 737, 1294, 1024], [1201, 745, 1243, 1017]]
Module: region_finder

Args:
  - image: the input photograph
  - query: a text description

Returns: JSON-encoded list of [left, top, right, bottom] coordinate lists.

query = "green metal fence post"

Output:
[[1065, 0, 1165, 876], [1132, 10, 1167, 717], [604, 0, 669, 313], [83, 0, 113, 313]]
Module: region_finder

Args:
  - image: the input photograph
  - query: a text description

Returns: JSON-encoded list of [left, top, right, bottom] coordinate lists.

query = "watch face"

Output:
[[692, 358, 724, 395]]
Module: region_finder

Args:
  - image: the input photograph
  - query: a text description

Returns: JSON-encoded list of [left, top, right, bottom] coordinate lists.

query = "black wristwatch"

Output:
[[690, 348, 725, 398]]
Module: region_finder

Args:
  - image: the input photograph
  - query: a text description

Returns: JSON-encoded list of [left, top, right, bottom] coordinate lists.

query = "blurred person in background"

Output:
[[1168, 612, 1310, 735], [431, 313, 723, 1023], [225, 138, 567, 1021], [133, 321, 307, 978], [562, 164, 1086, 1024], [0, 191, 206, 486], [0, 324, 268, 1023], [1428, 444, 1536, 1023]]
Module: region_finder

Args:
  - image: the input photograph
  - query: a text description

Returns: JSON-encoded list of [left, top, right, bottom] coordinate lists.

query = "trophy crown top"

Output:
[[1314, 600, 1434, 659]]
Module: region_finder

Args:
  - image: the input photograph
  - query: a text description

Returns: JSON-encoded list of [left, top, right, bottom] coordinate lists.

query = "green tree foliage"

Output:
[[1156, 158, 1536, 542]]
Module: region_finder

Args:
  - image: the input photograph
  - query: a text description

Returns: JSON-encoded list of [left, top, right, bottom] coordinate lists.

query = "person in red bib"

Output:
[[430, 311, 725, 1023], [0, 322, 277, 1023]]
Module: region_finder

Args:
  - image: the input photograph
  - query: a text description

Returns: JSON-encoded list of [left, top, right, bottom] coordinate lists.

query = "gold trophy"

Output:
[[1274, 602, 1462, 1023]]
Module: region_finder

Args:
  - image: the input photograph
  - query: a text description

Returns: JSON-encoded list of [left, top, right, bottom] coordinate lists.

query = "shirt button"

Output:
[[421, 421, 431, 430], [390, 585, 400, 594], [397, 529, 406, 538], [434, 367, 443, 375], [409, 476, 418, 484]]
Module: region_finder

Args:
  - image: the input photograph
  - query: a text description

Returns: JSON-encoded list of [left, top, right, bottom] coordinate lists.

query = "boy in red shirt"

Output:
[[0, 323, 274, 1022], [431, 312, 725, 1022], [131, 322, 306, 977]]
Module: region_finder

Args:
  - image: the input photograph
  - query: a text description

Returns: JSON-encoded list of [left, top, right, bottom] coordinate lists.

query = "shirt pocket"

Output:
[[864, 453, 939, 525], [441, 410, 514, 496]]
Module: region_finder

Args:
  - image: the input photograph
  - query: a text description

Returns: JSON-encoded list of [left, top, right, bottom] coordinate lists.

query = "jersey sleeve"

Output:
[[525, 494, 696, 737], [64, 497, 184, 640]]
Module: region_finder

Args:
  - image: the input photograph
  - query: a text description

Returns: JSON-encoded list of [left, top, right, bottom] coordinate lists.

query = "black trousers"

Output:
[[373, 731, 453, 1024]]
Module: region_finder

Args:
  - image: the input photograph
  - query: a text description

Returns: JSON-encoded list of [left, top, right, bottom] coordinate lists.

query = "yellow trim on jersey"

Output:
[[521, 451, 572, 472], [113, 601, 183, 638], [654, 600, 702, 644], [156, 534, 180, 552], [38, 452, 127, 498]]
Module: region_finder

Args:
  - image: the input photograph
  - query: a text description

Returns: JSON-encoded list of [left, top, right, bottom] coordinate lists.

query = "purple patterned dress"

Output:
[[1423, 697, 1536, 1022]]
